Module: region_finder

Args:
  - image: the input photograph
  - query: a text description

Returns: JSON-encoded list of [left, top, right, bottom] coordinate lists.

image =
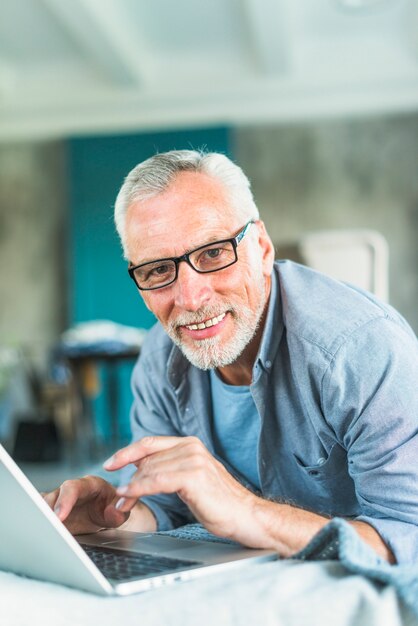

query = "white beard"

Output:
[[165, 287, 267, 371]]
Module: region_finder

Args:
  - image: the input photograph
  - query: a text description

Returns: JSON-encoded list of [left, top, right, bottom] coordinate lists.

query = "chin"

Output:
[[179, 336, 247, 371]]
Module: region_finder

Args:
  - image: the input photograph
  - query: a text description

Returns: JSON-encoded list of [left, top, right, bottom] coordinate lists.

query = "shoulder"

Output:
[[140, 321, 174, 361], [133, 321, 193, 389], [133, 322, 177, 380], [275, 260, 416, 358]]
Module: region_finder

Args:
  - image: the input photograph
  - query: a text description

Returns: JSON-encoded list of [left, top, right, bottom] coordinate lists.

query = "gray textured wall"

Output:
[[234, 114, 418, 332], [0, 114, 417, 370], [0, 141, 68, 365]]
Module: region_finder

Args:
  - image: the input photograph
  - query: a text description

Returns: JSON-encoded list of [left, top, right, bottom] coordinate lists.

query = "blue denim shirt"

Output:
[[129, 260, 418, 564]]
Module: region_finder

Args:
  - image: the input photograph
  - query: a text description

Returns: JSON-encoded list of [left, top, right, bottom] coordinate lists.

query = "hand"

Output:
[[105, 437, 396, 562], [42, 475, 132, 535], [104, 436, 265, 547]]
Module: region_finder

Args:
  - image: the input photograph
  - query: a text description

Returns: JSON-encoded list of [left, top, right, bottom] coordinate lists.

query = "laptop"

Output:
[[0, 443, 277, 596]]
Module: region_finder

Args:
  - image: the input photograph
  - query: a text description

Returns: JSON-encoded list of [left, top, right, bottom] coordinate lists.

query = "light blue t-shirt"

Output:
[[209, 369, 261, 490]]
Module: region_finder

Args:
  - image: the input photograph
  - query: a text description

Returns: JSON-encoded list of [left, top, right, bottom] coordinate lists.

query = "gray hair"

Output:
[[114, 149, 259, 258]]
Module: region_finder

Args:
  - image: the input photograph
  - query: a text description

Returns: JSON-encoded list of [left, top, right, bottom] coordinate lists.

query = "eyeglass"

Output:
[[128, 220, 255, 291]]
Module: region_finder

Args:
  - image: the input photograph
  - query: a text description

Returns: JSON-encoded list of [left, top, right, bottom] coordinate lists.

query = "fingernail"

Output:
[[115, 497, 126, 510], [103, 455, 115, 469], [117, 485, 128, 495], [54, 505, 61, 516]]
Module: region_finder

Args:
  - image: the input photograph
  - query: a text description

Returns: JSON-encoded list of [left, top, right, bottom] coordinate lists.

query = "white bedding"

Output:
[[0, 558, 415, 626]]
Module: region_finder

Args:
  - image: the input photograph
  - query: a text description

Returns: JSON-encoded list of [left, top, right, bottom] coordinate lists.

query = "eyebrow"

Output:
[[131, 233, 228, 267]]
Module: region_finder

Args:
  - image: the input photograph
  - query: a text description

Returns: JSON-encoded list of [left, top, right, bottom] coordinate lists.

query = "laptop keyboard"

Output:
[[81, 544, 201, 581]]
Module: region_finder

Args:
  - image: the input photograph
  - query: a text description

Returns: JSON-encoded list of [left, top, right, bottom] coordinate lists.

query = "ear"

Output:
[[256, 220, 275, 277]]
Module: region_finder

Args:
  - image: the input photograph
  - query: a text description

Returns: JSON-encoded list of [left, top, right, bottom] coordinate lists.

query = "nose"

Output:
[[173, 261, 212, 311]]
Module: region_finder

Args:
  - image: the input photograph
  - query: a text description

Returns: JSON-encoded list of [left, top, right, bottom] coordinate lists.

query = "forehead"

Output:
[[125, 171, 241, 263]]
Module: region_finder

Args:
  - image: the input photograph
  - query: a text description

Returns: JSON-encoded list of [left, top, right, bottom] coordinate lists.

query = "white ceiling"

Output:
[[1, 0, 418, 141]]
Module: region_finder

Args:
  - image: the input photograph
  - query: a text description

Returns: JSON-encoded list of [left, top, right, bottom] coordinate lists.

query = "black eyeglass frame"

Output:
[[128, 220, 255, 291]]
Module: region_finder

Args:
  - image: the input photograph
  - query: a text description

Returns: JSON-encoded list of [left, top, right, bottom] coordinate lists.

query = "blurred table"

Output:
[[62, 347, 140, 457]]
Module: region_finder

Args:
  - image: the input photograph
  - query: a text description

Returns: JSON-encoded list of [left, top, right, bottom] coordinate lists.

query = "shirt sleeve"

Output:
[[123, 350, 195, 531], [321, 315, 418, 564]]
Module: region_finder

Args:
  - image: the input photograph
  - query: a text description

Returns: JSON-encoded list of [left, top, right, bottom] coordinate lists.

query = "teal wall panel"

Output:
[[69, 127, 231, 327], [68, 127, 231, 442]]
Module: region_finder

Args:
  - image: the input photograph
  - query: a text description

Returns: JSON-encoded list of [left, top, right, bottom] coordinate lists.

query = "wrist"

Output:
[[227, 493, 282, 551], [251, 497, 286, 551], [251, 499, 328, 557], [119, 501, 157, 533]]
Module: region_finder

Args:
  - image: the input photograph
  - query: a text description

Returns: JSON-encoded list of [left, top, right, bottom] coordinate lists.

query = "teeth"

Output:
[[186, 313, 226, 331]]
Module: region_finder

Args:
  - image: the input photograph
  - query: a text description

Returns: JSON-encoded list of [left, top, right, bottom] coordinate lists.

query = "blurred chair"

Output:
[[275, 229, 389, 301]]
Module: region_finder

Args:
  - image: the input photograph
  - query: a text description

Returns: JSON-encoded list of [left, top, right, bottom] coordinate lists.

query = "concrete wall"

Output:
[[0, 141, 68, 365], [234, 114, 418, 332]]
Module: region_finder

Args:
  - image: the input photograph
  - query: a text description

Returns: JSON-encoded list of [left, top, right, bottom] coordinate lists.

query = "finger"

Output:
[[115, 468, 193, 502], [101, 501, 131, 526], [53, 476, 103, 522], [112, 496, 139, 514], [130, 443, 206, 480], [42, 489, 60, 511], [114, 438, 214, 500], [103, 435, 192, 471]]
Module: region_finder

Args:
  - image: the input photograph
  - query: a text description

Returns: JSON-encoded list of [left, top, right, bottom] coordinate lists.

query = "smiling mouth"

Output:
[[184, 312, 226, 331]]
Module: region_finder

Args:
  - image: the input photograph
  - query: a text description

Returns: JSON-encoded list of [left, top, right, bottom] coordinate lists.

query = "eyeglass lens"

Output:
[[133, 240, 237, 289]]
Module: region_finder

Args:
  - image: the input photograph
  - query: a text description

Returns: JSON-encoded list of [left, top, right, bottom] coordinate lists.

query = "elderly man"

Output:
[[46, 150, 418, 564]]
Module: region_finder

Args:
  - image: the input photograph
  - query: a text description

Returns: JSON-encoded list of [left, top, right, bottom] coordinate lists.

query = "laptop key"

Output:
[[81, 544, 201, 581]]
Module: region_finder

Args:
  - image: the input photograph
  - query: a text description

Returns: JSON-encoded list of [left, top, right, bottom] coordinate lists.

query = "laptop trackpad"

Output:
[[101, 535, 212, 553]]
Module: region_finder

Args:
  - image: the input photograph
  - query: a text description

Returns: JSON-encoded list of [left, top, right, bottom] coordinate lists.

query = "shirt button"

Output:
[[317, 457, 326, 466], [265, 360, 272, 368]]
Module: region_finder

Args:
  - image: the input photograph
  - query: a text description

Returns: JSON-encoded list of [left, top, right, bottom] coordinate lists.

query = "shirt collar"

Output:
[[252, 263, 284, 377]]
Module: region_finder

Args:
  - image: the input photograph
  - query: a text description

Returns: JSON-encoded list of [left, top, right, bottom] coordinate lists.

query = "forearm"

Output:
[[247, 499, 327, 556], [249, 498, 395, 563], [119, 501, 157, 533]]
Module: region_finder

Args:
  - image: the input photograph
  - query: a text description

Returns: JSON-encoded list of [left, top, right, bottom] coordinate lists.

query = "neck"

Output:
[[216, 362, 253, 386]]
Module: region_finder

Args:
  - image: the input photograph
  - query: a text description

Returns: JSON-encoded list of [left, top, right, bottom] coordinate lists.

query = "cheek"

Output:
[[239, 258, 268, 304], [238, 251, 264, 283], [141, 292, 172, 321], [141, 294, 152, 312], [224, 265, 264, 306]]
